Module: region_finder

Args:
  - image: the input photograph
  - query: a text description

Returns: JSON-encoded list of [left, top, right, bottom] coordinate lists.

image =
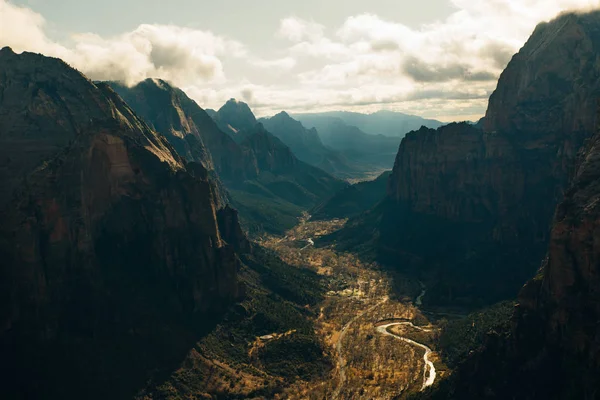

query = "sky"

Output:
[[2, 0, 600, 121]]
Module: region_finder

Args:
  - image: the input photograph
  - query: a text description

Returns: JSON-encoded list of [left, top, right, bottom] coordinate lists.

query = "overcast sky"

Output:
[[2, 0, 600, 121]]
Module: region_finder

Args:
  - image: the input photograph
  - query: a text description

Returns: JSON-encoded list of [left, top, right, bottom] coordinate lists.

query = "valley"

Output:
[[259, 217, 449, 399], [4, 3, 600, 398]]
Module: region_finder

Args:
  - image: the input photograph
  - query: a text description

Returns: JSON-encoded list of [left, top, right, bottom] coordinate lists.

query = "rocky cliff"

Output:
[[425, 103, 600, 400], [214, 98, 258, 136], [0, 48, 242, 399], [379, 11, 600, 307], [109, 79, 259, 183]]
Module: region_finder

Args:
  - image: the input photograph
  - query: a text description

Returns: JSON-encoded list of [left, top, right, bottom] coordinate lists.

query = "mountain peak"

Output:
[[216, 98, 257, 133], [0, 46, 15, 55], [484, 8, 600, 136], [274, 111, 291, 119], [141, 77, 171, 89]]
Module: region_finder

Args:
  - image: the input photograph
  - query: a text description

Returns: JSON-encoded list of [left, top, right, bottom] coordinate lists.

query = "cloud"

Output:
[[402, 57, 496, 83], [270, 0, 600, 118], [2, 0, 600, 122], [241, 87, 254, 102], [0, 0, 244, 86], [0, 0, 70, 59], [278, 17, 325, 42], [248, 56, 296, 70], [370, 39, 401, 52]]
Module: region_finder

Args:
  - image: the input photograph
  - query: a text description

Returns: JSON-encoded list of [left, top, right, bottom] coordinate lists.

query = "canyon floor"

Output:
[[259, 216, 450, 399]]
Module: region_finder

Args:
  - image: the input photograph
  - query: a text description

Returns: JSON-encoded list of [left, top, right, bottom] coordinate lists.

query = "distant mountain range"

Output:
[[110, 83, 346, 234], [291, 114, 402, 170], [294, 110, 444, 138], [258, 112, 369, 178]]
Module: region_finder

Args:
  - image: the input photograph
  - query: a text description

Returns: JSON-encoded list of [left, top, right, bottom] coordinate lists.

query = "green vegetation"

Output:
[[140, 245, 331, 399], [437, 301, 515, 367], [257, 334, 329, 380], [229, 189, 303, 234]]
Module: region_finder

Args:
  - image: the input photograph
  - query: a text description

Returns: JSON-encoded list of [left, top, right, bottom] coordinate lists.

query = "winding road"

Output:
[[376, 321, 436, 390]]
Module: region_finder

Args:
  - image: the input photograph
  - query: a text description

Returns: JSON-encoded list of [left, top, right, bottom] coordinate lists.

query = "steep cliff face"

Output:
[[110, 85, 347, 233], [427, 105, 600, 400], [0, 48, 241, 399], [239, 123, 298, 172], [379, 11, 600, 307], [485, 12, 600, 145], [214, 98, 258, 135], [109, 80, 259, 182]]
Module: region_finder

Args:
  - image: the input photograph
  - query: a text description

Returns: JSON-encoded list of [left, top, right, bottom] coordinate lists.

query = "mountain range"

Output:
[[311, 10, 600, 398], [0, 46, 332, 400], [5, 7, 600, 400], [294, 110, 444, 138], [293, 114, 404, 170], [259, 111, 370, 178], [110, 83, 346, 234]]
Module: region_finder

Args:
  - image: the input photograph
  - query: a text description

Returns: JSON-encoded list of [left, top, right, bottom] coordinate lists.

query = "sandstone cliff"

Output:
[[115, 88, 347, 233], [110, 79, 259, 183], [426, 103, 600, 400], [379, 11, 600, 307], [0, 47, 242, 399]]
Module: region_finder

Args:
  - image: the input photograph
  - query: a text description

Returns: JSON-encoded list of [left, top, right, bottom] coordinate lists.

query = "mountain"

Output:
[[108, 83, 346, 233], [326, 10, 600, 309], [259, 111, 364, 178], [295, 110, 444, 137], [109, 79, 258, 184], [311, 171, 391, 221], [293, 114, 402, 170], [213, 98, 258, 137], [228, 123, 346, 232], [426, 102, 600, 400], [0, 47, 242, 399], [0, 47, 330, 400]]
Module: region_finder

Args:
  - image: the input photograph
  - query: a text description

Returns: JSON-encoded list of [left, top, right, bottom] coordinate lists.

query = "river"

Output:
[[376, 321, 436, 390]]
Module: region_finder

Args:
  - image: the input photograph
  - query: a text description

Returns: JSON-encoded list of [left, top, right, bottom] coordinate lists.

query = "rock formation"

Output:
[[112, 85, 346, 233], [109, 79, 259, 183], [427, 102, 600, 400], [349, 11, 600, 307], [0, 47, 242, 399]]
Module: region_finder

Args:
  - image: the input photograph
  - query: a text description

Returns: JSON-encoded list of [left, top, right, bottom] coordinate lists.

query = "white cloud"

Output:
[[2, 0, 600, 121], [248, 56, 296, 70], [0, 0, 244, 86], [278, 17, 325, 42], [270, 0, 600, 119], [0, 0, 70, 59]]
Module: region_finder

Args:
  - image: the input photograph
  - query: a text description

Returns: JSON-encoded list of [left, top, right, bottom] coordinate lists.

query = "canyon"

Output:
[[3, 8, 600, 400]]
